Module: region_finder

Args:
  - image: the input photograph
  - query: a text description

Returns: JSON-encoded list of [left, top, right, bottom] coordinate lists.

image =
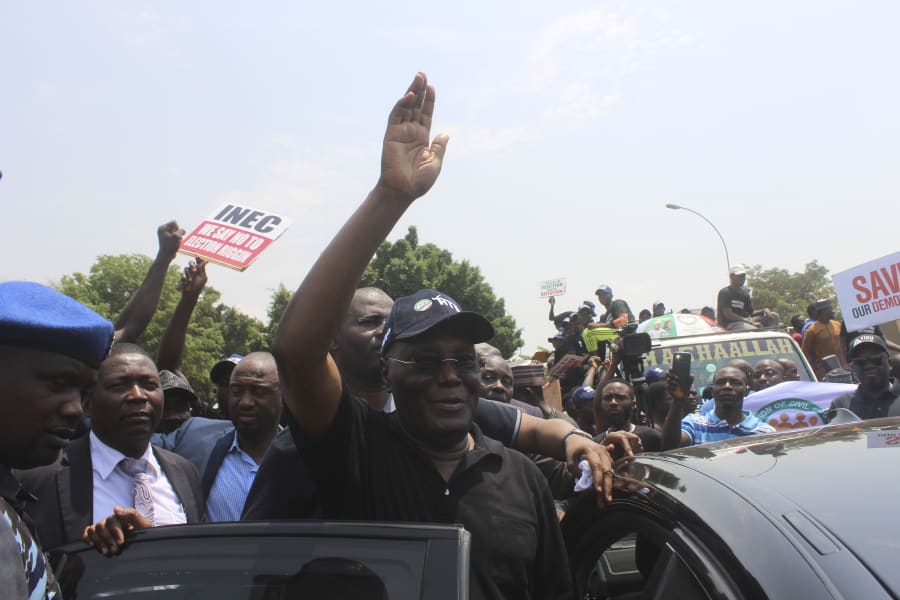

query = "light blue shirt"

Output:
[[681, 410, 775, 446], [205, 436, 258, 522]]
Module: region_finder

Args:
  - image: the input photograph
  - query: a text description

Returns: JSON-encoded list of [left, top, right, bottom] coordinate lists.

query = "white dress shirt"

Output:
[[90, 431, 187, 526]]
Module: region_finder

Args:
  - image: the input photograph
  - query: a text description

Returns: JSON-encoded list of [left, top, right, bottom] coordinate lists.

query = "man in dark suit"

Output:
[[18, 344, 203, 554], [201, 352, 281, 522]]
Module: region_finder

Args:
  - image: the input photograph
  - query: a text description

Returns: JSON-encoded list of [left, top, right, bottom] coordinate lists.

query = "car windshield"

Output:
[[644, 334, 813, 394]]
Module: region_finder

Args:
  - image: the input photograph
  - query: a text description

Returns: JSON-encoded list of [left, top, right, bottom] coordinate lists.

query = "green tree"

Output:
[[359, 226, 523, 357], [56, 254, 271, 404], [747, 260, 836, 322], [265, 283, 293, 341]]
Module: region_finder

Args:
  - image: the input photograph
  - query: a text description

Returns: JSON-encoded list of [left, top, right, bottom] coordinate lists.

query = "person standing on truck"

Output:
[[801, 299, 845, 379]]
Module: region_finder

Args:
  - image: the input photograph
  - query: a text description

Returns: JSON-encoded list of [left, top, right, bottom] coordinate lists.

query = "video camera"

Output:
[[616, 323, 652, 383], [585, 322, 652, 383]]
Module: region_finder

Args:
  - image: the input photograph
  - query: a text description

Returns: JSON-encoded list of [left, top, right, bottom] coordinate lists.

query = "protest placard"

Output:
[[539, 278, 566, 298], [832, 251, 900, 331], [179, 204, 293, 271], [543, 379, 563, 412], [547, 353, 583, 379]]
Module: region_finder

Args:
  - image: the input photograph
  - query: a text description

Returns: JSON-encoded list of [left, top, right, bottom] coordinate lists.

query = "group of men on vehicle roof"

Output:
[[2, 73, 899, 599]]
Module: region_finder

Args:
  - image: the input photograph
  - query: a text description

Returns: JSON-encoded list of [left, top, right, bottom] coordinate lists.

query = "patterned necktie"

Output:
[[119, 457, 156, 526]]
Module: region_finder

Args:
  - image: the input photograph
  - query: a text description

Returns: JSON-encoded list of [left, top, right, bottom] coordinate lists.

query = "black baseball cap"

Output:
[[380, 289, 494, 354], [210, 353, 243, 384], [160, 370, 199, 404], [848, 334, 889, 359]]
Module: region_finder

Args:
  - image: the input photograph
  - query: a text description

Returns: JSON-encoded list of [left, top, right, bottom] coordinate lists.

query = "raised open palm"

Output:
[[378, 72, 448, 201]]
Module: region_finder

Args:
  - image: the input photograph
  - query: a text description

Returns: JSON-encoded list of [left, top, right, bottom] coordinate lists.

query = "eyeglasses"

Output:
[[852, 355, 887, 368], [386, 355, 480, 376]]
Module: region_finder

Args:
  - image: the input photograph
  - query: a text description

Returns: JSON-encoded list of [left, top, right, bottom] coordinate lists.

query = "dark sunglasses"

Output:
[[386, 355, 479, 376]]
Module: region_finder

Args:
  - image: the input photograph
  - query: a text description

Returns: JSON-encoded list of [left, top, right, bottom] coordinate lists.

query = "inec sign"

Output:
[[832, 251, 900, 331], [180, 204, 293, 271]]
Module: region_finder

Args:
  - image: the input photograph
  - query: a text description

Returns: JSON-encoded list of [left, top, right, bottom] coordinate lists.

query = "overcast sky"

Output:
[[2, 1, 898, 354]]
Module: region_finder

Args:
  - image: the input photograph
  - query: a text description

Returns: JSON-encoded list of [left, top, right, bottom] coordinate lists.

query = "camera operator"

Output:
[[548, 300, 595, 359]]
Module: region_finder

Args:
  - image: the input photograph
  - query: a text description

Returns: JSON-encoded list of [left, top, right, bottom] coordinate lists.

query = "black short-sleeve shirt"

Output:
[[600, 299, 635, 324], [717, 285, 753, 326], [288, 389, 572, 600]]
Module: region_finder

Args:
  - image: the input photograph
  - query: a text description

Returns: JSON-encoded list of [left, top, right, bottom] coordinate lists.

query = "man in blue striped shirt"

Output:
[[662, 365, 774, 450], [202, 352, 281, 521]]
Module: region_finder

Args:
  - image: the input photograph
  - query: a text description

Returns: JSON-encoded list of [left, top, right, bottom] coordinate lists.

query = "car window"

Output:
[[645, 335, 812, 394], [51, 534, 427, 599], [567, 510, 744, 600]]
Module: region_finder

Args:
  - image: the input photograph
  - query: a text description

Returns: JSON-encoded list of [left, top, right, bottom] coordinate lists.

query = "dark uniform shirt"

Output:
[[830, 378, 900, 420], [288, 389, 573, 600]]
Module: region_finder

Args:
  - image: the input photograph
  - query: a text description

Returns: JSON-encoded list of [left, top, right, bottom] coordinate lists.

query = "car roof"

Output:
[[652, 328, 794, 344], [634, 418, 900, 595]]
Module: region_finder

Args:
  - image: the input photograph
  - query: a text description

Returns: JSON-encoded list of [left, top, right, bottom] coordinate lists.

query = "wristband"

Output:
[[562, 428, 594, 454]]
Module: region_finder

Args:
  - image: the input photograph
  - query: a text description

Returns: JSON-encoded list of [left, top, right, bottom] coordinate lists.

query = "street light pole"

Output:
[[665, 203, 731, 275]]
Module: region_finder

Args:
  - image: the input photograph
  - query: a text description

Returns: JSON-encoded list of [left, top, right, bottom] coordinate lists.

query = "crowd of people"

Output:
[[2, 72, 899, 599]]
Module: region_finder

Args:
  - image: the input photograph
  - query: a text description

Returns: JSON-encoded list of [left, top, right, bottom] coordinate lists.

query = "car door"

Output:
[[564, 503, 756, 600], [49, 521, 470, 600]]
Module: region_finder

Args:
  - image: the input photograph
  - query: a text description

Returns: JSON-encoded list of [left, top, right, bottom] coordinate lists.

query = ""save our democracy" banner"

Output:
[[832, 251, 900, 331]]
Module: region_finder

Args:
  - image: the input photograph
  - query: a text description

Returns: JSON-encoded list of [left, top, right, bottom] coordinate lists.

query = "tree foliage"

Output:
[[57, 254, 282, 405], [265, 283, 293, 341], [747, 260, 837, 322], [359, 226, 523, 357]]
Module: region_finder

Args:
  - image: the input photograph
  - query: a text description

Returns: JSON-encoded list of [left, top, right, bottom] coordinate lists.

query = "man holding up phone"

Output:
[[661, 364, 774, 450]]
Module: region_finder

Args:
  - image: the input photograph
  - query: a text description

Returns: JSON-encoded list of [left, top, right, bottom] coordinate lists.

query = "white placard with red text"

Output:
[[832, 251, 900, 331], [539, 278, 567, 298], [179, 204, 293, 271]]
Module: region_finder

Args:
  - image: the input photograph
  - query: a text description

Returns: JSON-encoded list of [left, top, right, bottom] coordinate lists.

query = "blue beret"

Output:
[[0, 281, 114, 368]]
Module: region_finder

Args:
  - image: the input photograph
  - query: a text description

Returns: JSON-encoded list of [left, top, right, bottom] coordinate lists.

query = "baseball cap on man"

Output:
[[848, 334, 889, 359], [729, 264, 747, 276], [160, 370, 200, 404], [0, 281, 113, 368], [210, 353, 243, 384], [380, 289, 494, 354], [570, 385, 595, 410], [595, 285, 613, 296], [644, 366, 668, 384], [578, 301, 597, 316]]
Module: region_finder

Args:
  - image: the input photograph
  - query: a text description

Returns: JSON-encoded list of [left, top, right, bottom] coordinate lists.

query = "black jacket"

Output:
[[16, 435, 204, 549]]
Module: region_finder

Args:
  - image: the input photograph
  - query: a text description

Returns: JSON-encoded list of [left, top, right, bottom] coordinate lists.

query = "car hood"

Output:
[[647, 419, 900, 594]]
